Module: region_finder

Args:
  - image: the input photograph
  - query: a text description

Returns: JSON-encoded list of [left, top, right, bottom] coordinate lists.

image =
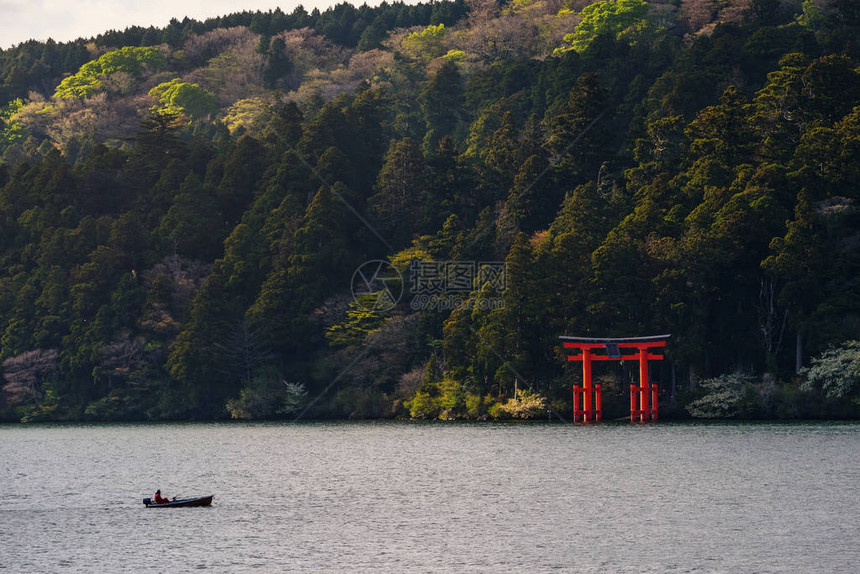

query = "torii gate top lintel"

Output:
[[560, 334, 671, 346]]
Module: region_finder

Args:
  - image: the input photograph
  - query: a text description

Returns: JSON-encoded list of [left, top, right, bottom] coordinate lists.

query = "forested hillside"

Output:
[[1, 0, 858, 422]]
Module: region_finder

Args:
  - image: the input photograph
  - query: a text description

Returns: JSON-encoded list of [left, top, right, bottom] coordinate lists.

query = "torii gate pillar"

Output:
[[560, 335, 670, 423], [571, 347, 601, 423]]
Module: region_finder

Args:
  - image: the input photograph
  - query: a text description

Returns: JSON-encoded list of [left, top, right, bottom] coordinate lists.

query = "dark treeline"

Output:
[[0, 0, 858, 422]]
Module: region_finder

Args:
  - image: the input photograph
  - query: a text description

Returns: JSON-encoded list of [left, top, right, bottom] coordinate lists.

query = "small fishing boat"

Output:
[[143, 495, 213, 508]]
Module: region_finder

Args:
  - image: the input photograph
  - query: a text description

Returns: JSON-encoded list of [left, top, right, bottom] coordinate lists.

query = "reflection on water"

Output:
[[1, 421, 858, 572]]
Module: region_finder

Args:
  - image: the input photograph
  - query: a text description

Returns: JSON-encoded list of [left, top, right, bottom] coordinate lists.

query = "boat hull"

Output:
[[143, 495, 213, 508]]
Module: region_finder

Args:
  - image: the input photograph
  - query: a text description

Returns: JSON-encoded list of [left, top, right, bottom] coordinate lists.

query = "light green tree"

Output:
[[795, 0, 823, 29], [0, 98, 26, 152], [54, 46, 165, 99], [555, 0, 649, 54], [401, 23, 449, 60], [149, 79, 218, 118]]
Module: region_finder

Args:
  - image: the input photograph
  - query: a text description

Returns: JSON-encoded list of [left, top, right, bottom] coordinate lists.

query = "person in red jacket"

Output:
[[153, 489, 170, 504]]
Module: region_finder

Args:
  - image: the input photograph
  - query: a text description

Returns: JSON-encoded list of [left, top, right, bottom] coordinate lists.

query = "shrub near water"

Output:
[[686, 372, 759, 419], [686, 372, 807, 420], [407, 379, 549, 420], [685, 343, 860, 420], [801, 341, 860, 400], [492, 388, 548, 420], [407, 378, 467, 419]]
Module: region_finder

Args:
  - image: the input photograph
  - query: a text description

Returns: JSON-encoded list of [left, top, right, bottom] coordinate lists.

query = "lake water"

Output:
[[0, 421, 858, 573]]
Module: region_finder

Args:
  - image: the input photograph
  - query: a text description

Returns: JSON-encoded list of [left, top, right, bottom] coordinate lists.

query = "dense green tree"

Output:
[[165, 269, 238, 417], [356, 18, 389, 51], [134, 158, 190, 228], [216, 135, 267, 228], [260, 101, 304, 155], [262, 36, 293, 88], [545, 72, 611, 184], [298, 98, 351, 162], [129, 112, 188, 189], [685, 86, 756, 168], [155, 173, 222, 261], [504, 154, 556, 233], [368, 138, 427, 245], [419, 60, 465, 152], [762, 190, 823, 372]]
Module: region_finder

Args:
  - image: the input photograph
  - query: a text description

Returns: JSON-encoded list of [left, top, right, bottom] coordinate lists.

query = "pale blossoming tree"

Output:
[[2, 349, 59, 406]]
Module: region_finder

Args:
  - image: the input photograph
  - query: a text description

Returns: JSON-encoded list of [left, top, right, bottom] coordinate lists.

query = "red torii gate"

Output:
[[560, 335, 671, 423]]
